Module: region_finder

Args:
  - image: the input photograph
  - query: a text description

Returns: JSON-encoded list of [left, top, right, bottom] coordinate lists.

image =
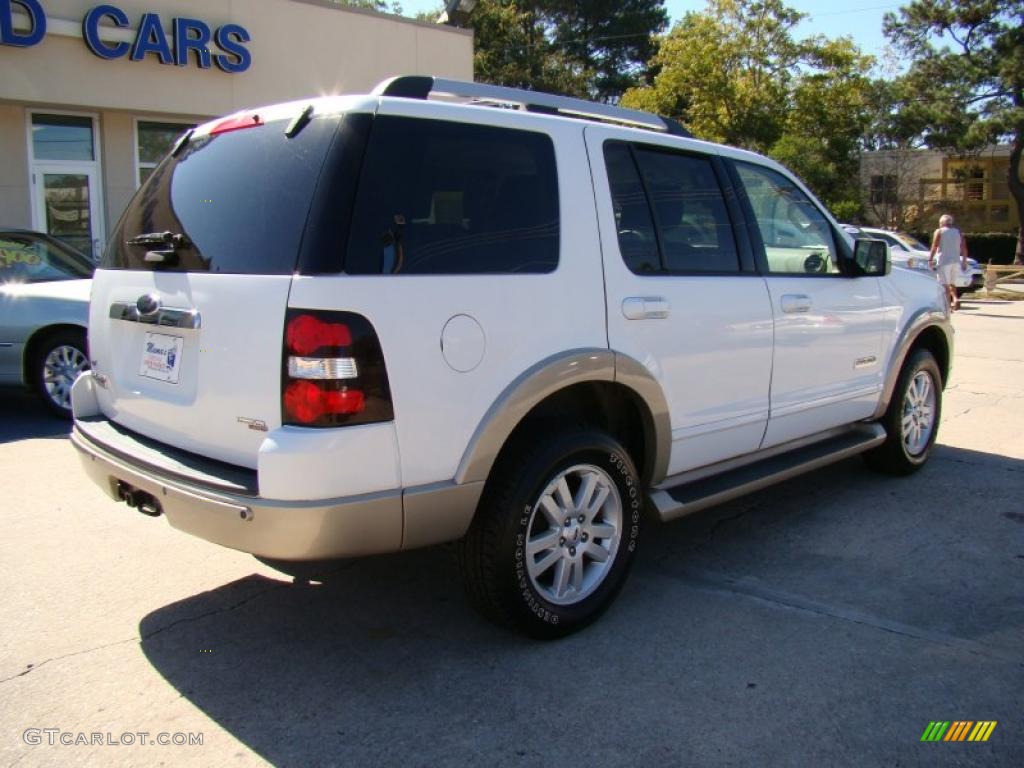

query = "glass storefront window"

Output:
[[137, 121, 194, 186], [32, 114, 94, 162]]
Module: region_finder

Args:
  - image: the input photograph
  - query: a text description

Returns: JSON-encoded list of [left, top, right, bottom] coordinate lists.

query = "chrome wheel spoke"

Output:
[[589, 522, 616, 540], [538, 496, 563, 528], [574, 471, 599, 516], [570, 559, 584, 592], [526, 530, 560, 556], [552, 558, 571, 598], [583, 542, 609, 563], [528, 548, 561, 581]]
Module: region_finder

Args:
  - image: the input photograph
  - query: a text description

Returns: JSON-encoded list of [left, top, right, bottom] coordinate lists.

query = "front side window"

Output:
[[137, 121, 195, 186], [346, 117, 559, 275], [735, 162, 839, 275], [604, 142, 739, 274]]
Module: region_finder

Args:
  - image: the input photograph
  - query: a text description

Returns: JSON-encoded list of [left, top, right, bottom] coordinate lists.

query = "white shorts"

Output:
[[936, 263, 960, 286]]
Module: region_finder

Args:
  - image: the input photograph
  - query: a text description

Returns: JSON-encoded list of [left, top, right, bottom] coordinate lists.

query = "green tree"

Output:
[[469, 1, 667, 100], [545, 1, 668, 102], [471, 1, 591, 97], [622, 0, 874, 212], [884, 0, 1024, 262]]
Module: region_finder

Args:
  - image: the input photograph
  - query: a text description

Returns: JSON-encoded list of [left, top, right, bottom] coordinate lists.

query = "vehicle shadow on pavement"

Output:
[[0, 387, 69, 443], [137, 448, 1024, 767]]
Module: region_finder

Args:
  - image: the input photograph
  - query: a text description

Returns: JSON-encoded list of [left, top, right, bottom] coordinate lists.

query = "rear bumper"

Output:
[[70, 374, 484, 560], [72, 423, 405, 559]]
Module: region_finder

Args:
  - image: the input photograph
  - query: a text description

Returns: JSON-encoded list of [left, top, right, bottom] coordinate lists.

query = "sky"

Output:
[[400, 0, 902, 66]]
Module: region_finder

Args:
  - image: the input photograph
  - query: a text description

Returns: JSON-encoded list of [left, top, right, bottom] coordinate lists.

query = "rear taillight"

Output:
[[281, 310, 393, 428]]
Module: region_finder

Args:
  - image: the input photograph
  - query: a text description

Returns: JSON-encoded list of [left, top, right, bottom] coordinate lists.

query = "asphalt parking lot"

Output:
[[2, 297, 1022, 767]]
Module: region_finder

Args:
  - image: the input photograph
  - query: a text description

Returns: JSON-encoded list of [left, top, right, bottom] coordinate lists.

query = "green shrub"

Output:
[[909, 231, 1019, 264]]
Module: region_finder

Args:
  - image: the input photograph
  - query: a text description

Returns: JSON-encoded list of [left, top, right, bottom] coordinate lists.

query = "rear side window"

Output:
[[103, 116, 339, 273], [346, 116, 559, 275], [604, 141, 739, 274]]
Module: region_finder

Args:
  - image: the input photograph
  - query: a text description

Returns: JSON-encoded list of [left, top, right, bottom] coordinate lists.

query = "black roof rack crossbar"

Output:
[[372, 76, 692, 138]]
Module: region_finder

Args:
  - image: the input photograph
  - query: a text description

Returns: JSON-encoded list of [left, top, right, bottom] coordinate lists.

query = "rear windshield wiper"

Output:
[[127, 231, 192, 264]]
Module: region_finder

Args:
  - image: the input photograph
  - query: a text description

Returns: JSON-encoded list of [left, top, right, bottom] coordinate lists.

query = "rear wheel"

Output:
[[863, 348, 941, 475], [459, 428, 642, 638], [32, 329, 89, 419]]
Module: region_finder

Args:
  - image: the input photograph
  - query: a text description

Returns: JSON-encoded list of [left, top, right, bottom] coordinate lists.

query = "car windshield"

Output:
[[893, 232, 928, 251], [0, 233, 94, 283]]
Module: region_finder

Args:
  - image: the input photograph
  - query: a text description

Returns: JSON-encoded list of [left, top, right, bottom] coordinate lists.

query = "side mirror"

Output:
[[853, 238, 890, 276]]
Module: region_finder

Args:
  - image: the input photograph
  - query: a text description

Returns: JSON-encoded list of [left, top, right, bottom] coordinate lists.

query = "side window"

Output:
[[604, 143, 659, 273], [633, 148, 739, 273], [346, 117, 559, 275], [734, 162, 839, 275], [603, 141, 739, 274]]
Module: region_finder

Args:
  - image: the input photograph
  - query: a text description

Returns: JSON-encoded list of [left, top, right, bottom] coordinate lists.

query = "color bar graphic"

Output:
[[921, 721, 996, 742]]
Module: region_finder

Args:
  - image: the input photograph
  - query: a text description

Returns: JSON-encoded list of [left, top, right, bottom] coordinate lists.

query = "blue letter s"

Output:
[[213, 24, 250, 74]]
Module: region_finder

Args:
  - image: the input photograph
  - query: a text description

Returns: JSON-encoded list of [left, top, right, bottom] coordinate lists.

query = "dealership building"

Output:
[[0, 0, 473, 257]]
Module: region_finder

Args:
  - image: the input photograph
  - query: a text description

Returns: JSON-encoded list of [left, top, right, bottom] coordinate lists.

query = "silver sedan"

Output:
[[0, 229, 92, 417]]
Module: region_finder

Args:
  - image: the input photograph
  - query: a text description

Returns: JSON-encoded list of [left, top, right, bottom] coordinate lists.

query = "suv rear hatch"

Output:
[[89, 101, 368, 469]]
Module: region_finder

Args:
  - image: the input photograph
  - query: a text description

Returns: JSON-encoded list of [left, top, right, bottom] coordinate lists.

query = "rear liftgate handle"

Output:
[[622, 296, 671, 320]]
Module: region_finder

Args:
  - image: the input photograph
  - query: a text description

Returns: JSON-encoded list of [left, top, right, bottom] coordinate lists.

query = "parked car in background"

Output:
[[0, 228, 92, 417], [845, 226, 984, 296]]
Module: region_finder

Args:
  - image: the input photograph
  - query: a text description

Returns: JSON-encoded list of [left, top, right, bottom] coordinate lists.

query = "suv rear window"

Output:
[[346, 116, 559, 275], [102, 116, 339, 274]]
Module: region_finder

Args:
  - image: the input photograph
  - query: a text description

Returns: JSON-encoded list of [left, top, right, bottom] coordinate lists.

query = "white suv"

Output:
[[72, 77, 952, 637]]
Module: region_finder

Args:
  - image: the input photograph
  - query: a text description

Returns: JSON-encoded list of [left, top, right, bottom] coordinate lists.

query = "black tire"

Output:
[[863, 348, 942, 475], [31, 328, 89, 419], [458, 427, 642, 639]]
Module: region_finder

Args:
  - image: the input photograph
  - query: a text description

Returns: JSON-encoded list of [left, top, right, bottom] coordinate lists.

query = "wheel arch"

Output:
[[454, 349, 671, 490], [22, 323, 88, 389], [873, 310, 952, 420]]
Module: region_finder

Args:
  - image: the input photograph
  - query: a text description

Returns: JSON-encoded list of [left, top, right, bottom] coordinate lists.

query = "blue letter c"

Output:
[[82, 5, 130, 59]]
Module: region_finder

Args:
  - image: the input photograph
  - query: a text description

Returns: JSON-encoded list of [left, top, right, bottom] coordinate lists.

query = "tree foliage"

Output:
[[883, 0, 1024, 261], [621, 0, 874, 212], [470, 1, 667, 101]]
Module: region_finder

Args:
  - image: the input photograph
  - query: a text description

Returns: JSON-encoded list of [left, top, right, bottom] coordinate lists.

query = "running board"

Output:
[[648, 424, 886, 523]]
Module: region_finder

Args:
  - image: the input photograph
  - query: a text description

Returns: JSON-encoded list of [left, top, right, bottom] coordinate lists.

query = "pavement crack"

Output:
[[0, 637, 139, 685], [1, 577, 300, 685]]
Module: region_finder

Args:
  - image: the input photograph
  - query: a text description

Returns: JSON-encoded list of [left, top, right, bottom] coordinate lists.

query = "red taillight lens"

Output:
[[286, 314, 353, 356], [281, 309, 393, 428], [284, 381, 366, 424]]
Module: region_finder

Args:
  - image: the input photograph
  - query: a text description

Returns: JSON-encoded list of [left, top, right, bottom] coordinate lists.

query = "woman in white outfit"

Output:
[[928, 214, 968, 311]]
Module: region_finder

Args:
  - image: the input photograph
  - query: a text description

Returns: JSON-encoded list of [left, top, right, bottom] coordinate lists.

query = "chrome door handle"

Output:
[[780, 294, 812, 314], [622, 296, 670, 320]]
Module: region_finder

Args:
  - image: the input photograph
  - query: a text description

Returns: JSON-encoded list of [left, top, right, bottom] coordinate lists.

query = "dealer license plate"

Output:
[[139, 332, 183, 383]]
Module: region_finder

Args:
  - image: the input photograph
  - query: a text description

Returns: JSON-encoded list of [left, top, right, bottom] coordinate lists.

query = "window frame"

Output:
[[603, 139, 755, 277], [725, 158, 854, 279], [133, 116, 197, 189]]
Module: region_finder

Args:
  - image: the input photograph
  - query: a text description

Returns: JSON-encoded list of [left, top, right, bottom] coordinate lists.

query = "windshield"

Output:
[[893, 232, 928, 251], [0, 233, 93, 283]]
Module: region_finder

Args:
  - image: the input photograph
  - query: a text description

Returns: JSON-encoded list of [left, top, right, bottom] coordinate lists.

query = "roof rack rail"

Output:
[[372, 76, 693, 138]]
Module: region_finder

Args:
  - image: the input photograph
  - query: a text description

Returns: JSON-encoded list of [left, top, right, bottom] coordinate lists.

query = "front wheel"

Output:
[[32, 329, 89, 419], [863, 348, 942, 475], [459, 428, 643, 638]]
